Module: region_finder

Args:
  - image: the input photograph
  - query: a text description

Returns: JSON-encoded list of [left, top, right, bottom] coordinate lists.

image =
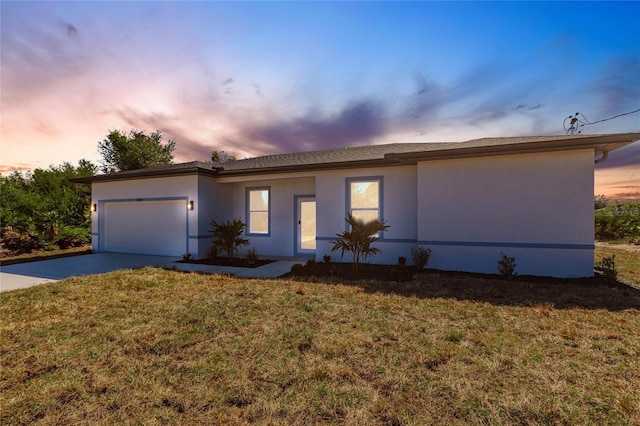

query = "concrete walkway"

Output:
[[0, 253, 301, 292]]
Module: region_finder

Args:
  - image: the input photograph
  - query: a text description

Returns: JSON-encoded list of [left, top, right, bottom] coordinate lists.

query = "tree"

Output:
[[0, 160, 96, 252], [209, 219, 250, 262], [331, 213, 389, 272], [98, 129, 175, 173], [211, 150, 236, 163]]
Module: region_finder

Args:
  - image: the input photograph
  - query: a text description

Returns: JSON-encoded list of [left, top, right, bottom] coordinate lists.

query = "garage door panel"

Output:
[[103, 200, 187, 256]]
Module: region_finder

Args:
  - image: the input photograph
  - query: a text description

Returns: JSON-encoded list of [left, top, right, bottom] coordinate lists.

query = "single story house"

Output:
[[73, 133, 639, 278]]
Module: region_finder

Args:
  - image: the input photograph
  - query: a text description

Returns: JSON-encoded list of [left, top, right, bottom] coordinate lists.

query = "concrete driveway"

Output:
[[0, 253, 301, 292], [0, 253, 179, 292]]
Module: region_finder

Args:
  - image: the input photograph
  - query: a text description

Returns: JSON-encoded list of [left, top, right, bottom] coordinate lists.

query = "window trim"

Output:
[[246, 186, 271, 236], [345, 176, 384, 237]]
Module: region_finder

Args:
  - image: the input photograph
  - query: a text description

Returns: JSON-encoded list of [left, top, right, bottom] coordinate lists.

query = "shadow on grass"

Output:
[[285, 263, 640, 312]]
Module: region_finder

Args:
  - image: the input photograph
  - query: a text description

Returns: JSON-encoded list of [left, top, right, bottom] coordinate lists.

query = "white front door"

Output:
[[296, 196, 316, 255]]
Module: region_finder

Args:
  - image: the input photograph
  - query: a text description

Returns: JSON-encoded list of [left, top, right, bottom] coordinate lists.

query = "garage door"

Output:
[[102, 199, 187, 256]]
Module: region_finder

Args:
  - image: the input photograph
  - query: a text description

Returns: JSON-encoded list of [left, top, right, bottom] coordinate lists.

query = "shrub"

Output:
[[323, 254, 331, 263], [245, 248, 258, 265], [330, 264, 342, 277], [594, 194, 609, 210], [331, 214, 389, 272], [207, 246, 218, 260], [182, 253, 192, 261], [411, 246, 432, 269], [596, 255, 618, 281], [290, 263, 303, 274], [398, 256, 406, 267], [305, 258, 316, 268], [210, 219, 250, 262], [595, 201, 640, 242], [498, 252, 517, 279], [1, 227, 41, 254]]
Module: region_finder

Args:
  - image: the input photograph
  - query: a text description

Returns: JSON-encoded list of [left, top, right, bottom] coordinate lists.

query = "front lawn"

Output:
[[1, 266, 638, 425]]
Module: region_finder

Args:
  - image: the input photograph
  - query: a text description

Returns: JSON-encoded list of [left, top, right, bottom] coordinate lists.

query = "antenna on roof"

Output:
[[564, 113, 581, 135], [563, 108, 640, 135]]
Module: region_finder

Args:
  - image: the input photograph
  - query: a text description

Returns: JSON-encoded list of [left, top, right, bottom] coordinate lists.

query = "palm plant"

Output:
[[210, 219, 250, 262], [331, 213, 389, 272]]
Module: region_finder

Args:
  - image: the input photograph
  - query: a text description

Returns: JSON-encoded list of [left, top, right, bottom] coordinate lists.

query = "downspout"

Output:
[[594, 150, 608, 164]]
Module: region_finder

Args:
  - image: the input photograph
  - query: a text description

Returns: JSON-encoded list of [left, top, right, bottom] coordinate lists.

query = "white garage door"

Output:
[[103, 199, 187, 256]]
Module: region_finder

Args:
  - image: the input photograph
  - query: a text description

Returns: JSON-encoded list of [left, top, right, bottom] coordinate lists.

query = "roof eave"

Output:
[[69, 166, 218, 184], [387, 134, 640, 162], [216, 157, 403, 177]]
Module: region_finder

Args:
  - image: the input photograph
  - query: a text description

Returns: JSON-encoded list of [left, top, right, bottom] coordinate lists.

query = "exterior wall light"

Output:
[[188, 200, 194, 211], [91, 203, 97, 212]]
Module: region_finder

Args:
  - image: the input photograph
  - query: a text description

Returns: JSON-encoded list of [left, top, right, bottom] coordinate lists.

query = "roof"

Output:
[[72, 133, 640, 183]]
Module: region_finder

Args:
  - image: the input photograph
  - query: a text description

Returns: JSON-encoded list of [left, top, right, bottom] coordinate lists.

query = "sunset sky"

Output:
[[1, 1, 638, 198]]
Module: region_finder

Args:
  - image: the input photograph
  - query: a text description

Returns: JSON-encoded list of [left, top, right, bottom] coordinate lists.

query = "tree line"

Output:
[[1, 130, 181, 255]]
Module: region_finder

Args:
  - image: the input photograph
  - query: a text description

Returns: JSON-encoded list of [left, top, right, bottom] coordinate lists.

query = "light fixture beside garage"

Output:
[[188, 200, 194, 211], [91, 203, 97, 212]]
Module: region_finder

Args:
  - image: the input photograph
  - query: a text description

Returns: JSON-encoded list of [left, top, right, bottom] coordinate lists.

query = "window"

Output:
[[347, 177, 381, 224], [247, 187, 270, 235]]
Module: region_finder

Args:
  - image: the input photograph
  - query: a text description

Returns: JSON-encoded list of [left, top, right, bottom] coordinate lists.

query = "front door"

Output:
[[295, 196, 316, 256]]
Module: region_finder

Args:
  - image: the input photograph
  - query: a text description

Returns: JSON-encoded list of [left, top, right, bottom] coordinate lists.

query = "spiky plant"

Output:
[[210, 219, 250, 262], [331, 213, 389, 272]]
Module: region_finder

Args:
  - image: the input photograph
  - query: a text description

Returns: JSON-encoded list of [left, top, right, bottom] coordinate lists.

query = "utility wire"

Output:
[[563, 108, 640, 135]]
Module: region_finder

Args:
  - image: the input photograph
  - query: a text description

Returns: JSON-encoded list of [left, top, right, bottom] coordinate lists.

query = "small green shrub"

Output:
[[305, 258, 316, 268], [411, 246, 432, 269], [245, 248, 258, 265], [323, 254, 331, 263], [290, 263, 303, 274], [498, 252, 517, 279], [596, 255, 618, 281]]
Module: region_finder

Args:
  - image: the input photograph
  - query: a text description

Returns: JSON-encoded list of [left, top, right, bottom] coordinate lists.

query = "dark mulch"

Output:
[[179, 256, 274, 268], [284, 261, 640, 311], [0, 247, 93, 266]]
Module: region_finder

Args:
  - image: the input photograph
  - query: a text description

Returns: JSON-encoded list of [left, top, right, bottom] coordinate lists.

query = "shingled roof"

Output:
[[72, 133, 640, 183]]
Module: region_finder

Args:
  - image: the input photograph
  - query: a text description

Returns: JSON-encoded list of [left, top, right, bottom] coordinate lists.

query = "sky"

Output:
[[1, 1, 639, 199]]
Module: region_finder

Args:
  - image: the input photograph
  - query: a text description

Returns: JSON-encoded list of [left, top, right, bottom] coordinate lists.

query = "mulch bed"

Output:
[[179, 256, 274, 268], [284, 262, 640, 310]]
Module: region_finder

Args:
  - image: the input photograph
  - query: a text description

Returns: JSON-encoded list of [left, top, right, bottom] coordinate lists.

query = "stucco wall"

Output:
[[315, 165, 417, 265], [92, 175, 201, 256], [416, 149, 595, 277], [230, 177, 316, 257], [196, 176, 234, 257]]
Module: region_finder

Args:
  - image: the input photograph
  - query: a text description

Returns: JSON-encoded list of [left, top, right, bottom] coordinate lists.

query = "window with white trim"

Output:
[[347, 177, 381, 223], [247, 187, 270, 235]]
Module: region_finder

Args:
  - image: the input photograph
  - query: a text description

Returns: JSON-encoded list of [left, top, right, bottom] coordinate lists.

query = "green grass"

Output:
[[2, 262, 639, 425]]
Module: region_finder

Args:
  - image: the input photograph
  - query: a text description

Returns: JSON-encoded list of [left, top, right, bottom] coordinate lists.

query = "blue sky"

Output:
[[1, 1, 638, 196]]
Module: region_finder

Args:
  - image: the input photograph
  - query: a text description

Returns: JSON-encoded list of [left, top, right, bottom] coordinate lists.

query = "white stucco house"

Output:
[[74, 133, 639, 278]]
